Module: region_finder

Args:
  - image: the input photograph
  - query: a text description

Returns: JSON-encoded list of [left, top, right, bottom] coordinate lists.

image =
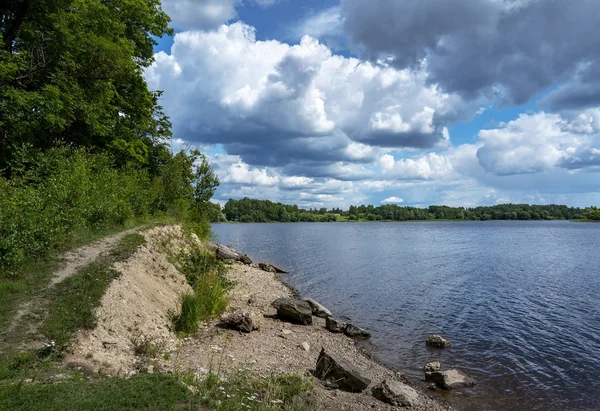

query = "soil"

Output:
[[65, 225, 454, 410]]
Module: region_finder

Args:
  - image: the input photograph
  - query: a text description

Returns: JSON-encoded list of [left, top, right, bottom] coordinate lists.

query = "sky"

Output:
[[146, 0, 600, 209]]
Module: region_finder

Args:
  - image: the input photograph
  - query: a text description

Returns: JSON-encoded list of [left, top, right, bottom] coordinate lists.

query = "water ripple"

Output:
[[213, 221, 600, 411]]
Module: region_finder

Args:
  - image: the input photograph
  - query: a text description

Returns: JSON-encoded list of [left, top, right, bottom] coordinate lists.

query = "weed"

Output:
[[132, 335, 166, 360], [199, 370, 314, 411], [173, 250, 234, 334], [173, 294, 202, 335]]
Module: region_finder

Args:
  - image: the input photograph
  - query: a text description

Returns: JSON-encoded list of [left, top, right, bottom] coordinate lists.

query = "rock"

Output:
[[344, 323, 371, 338], [425, 369, 475, 390], [258, 262, 288, 273], [424, 362, 441, 373], [315, 349, 371, 392], [325, 317, 346, 333], [300, 342, 310, 352], [372, 380, 419, 407], [271, 298, 313, 325], [304, 298, 332, 318], [426, 335, 452, 348], [215, 244, 252, 265], [239, 255, 252, 265], [220, 310, 259, 333]]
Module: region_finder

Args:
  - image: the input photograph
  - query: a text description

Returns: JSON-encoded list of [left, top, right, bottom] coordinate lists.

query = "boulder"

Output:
[[304, 298, 333, 318], [258, 262, 288, 273], [344, 323, 371, 338], [425, 369, 475, 390], [271, 298, 313, 325], [220, 310, 259, 333], [325, 317, 346, 333], [424, 362, 441, 373], [315, 349, 371, 392], [372, 380, 419, 407], [216, 244, 252, 265], [426, 335, 452, 348]]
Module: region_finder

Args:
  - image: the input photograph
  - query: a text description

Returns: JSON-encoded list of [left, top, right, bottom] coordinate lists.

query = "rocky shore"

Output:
[[66, 226, 458, 410]]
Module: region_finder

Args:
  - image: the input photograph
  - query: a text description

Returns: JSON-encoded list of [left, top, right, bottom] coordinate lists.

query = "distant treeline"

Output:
[[219, 198, 600, 223]]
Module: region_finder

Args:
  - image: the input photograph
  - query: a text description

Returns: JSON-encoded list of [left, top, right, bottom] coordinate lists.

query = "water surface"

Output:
[[212, 221, 600, 410]]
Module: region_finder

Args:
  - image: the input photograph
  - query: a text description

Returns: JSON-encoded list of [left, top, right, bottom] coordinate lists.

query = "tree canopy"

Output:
[[0, 0, 173, 173]]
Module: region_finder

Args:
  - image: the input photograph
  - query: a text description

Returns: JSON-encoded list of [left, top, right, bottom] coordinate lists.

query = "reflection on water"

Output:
[[213, 221, 600, 410]]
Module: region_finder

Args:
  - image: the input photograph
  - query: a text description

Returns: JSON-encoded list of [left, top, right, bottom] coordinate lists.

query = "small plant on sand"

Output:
[[132, 335, 166, 359], [174, 250, 234, 334], [173, 293, 203, 334]]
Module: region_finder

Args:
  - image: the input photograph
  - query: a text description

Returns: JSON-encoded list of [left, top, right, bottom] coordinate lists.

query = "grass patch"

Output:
[[0, 373, 199, 411], [0, 369, 314, 411], [173, 250, 233, 335], [201, 370, 314, 411], [173, 293, 203, 335], [41, 233, 146, 350]]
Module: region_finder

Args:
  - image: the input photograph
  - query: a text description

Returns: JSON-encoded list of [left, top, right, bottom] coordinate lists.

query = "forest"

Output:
[[222, 198, 600, 223]]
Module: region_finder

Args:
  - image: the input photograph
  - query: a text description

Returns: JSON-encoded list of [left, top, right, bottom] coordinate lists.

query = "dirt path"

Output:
[[2, 228, 140, 351]]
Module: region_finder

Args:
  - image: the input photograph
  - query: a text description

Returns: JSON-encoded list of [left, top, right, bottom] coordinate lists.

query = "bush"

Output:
[[0, 146, 219, 276]]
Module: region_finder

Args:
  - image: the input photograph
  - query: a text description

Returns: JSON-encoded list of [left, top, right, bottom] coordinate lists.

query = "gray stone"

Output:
[[372, 380, 419, 407], [220, 311, 258, 333], [271, 298, 313, 325], [426, 335, 452, 348], [325, 317, 346, 333], [315, 349, 371, 392], [215, 244, 252, 265], [258, 262, 288, 273], [305, 298, 333, 318], [300, 342, 310, 352], [424, 362, 441, 373], [425, 369, 475, 390], [344, 323, 371, 338]]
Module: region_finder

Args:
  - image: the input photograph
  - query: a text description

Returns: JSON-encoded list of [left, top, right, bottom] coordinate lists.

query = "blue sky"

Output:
[[147, 0, 600, 209]]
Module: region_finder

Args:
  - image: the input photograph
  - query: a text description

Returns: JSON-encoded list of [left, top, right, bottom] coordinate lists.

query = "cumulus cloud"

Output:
[[146, 22, 463, 171], [381, 196, 405, 204], [341, 0, 600, 107], [378, 152, 454, 180], [476, 110, 600, 175]]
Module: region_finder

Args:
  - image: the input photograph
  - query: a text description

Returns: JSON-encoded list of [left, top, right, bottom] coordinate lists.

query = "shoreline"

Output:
[[65, 225, 455, 410]]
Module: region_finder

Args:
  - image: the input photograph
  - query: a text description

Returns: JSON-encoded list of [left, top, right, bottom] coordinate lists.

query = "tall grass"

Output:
[[173, 250, 233, 334]]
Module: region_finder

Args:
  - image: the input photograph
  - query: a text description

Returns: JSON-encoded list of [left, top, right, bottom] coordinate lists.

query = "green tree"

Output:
[[0, 0, 173, 174]]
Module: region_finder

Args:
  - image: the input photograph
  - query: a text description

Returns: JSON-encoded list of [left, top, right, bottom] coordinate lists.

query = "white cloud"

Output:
[[477, 111, 600, 175], [146, 21, 462, 170], [291, 6, 342, 40], [381, 196, 405, 204], [378, 152, 454, 180]]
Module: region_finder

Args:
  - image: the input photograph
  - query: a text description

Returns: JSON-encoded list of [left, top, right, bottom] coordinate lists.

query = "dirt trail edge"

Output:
[[66, 226, 455, 411], [3, 228, 140, 348]]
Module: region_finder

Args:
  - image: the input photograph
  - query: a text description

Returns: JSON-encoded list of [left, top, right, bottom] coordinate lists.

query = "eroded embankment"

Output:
[[66, 225, 453, 411]]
